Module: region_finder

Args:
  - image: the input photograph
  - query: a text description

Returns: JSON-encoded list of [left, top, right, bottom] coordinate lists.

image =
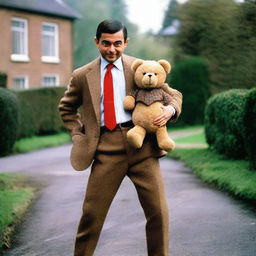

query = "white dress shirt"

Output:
[[100, 56, 132, 127]]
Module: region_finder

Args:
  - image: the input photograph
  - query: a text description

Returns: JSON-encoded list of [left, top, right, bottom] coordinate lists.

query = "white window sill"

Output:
[[11, 54, 30, 62], [41, 56, 60, 63]]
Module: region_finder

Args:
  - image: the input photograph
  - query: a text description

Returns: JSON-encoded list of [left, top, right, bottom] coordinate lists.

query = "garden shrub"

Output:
[[0, 88, 19, 156], [13, 87, 66, 138], [243, 88, 256, 169], [170, 57, 210, 126], [174, 0, 256, 93], [205, 89, 248, 159]]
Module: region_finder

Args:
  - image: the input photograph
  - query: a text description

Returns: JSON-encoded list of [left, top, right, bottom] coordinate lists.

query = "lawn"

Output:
[[13, 132, 71, 153], [0, 173, 36, 249], [1, 132, 71, 249], [168, 126, 256, 202], [174, 132, 206, 144], [169, 148, 256, 202], [170, 125, 203, 132]]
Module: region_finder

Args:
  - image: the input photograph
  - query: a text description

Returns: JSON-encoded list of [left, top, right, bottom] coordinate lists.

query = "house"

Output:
[[159, 20, 180, 37], [0, 0, 80, 89], [158, 20, 180, 48]]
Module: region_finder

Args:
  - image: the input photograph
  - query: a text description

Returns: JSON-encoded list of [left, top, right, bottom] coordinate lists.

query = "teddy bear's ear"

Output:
[[131, 59, 144, 71], [158, 59, 171, 73]]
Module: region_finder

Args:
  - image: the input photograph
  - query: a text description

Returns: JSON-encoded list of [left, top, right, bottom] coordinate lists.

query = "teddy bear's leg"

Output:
[[156, 126, 175, 152], [127, 125, 147, 148]]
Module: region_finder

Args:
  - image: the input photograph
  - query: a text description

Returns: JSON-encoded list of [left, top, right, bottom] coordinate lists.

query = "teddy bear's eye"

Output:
[[155, 73, 157, 76], [143, 72, 146, 75]]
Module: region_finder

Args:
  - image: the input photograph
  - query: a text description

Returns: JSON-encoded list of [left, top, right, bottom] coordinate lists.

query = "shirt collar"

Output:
[[100, 56, 123, 72]]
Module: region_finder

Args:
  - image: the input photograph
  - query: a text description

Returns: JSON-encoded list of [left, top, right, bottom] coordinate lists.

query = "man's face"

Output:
[[95, 30, 128, 63]]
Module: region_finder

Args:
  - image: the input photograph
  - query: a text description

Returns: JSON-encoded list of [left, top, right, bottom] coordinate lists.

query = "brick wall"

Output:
[[0, 8, 74, 88]]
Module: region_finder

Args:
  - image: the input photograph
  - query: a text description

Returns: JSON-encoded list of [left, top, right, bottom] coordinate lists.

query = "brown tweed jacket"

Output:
[[59, 54, 182, 171]]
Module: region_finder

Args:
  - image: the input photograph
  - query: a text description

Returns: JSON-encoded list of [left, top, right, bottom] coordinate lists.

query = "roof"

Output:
[[0, 0, 81, 20], [159, 20, 180, 36]]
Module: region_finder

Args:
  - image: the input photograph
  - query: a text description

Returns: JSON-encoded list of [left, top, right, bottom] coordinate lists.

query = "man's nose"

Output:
[[109, 44, 115, 52]]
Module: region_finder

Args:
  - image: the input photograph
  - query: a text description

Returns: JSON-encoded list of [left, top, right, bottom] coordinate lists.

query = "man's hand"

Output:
[[153, 105, 176, 127]]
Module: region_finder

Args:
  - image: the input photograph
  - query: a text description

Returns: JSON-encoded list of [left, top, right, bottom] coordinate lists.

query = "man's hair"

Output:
[[96, 19, 128, 41]]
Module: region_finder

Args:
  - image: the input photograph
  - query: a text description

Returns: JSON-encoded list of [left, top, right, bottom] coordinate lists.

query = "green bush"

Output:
[[243, 88, 256, 169], [12, 87, 65, 138], [170, 57, 210, 126], [0, 88, 19, 156], [174, 0, 256, 93], [0, 72, 7, 88], [205, 89, 248, 159]]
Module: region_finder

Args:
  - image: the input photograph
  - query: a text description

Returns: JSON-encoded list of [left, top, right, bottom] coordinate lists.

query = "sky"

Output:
[[124, 0, 187, 33], [124, 0, 244, 33]]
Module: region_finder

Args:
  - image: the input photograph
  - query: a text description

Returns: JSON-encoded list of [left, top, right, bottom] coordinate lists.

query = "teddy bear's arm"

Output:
[[123, 89, 138, 110], [162, 83, 183, 122], [123, 95, 136, 110]]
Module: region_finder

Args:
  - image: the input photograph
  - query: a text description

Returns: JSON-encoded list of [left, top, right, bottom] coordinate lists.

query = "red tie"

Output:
[[104, 64, 116, 130]]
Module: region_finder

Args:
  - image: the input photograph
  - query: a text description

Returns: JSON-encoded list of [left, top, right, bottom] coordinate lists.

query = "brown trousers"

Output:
[[74, 126, 169, 256]]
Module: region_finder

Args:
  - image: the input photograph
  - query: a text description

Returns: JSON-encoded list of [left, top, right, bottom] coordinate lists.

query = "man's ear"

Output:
[[124, 38, 129, 48], [158, 59, 171, 73], [131, 59, 144, 71], [94, 37, 99, 47]]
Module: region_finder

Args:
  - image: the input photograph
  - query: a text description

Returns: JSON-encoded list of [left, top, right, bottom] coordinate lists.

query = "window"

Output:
[[11, 18, 29, 62], [41, 22, 59, 63], [13, 76, 29, 89], [42, 74, 59, 86]]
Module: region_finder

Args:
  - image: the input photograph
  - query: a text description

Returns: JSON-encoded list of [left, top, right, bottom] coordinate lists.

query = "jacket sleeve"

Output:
[[162, 83, 183, 122], [58, 72, 83, 136]]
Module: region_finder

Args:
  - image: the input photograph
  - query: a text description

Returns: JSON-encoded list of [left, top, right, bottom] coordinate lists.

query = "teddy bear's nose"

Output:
[[148, 74, 152, 78]]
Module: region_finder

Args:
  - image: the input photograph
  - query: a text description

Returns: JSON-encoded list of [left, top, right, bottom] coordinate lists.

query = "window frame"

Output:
[[41, 22, 60, 63], [12, 75, 29, 89], [11, 17, 30, 62], [42, 74, 60, 86]]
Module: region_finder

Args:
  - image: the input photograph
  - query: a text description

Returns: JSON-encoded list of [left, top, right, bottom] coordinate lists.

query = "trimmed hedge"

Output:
[[12, 87, 66, 139], [243, 89, 256, 169], [0, 72, 7, 88], [0, 88, 19, 156], [205, 88, 256, 168], [170, 57, 210, 126]]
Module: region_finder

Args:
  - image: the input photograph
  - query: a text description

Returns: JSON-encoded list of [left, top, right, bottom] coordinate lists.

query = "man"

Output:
[[59, 19, 182, 256]]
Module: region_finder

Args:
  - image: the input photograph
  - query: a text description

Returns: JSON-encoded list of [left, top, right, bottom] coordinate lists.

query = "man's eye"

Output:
[[102, 41, 110, 46], [114, 42, 122, 47]]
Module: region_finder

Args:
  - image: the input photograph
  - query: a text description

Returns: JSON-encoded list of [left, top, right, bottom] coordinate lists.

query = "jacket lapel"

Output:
[[86, 57, 101, 126], [122, 55, 134, 95]]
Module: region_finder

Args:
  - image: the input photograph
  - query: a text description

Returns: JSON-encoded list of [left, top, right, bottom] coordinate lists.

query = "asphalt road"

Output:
[[0, 144, 256, 256]]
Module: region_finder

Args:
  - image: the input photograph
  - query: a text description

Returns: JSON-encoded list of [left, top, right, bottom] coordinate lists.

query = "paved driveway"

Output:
[[0, 144, 256, 256]]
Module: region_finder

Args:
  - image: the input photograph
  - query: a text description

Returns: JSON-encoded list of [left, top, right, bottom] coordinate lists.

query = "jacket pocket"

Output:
[[70, 134, 93, 171]]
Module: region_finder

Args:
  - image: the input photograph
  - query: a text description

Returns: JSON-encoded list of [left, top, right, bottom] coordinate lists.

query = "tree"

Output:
[[64, 0, 136, 68], [174, 0, 256, 93], [64, 0, 171, 68], [162, 0, 179, 29]]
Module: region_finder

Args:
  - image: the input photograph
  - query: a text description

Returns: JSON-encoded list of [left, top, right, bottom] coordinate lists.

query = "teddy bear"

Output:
[[123, 59, 176, 152]]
